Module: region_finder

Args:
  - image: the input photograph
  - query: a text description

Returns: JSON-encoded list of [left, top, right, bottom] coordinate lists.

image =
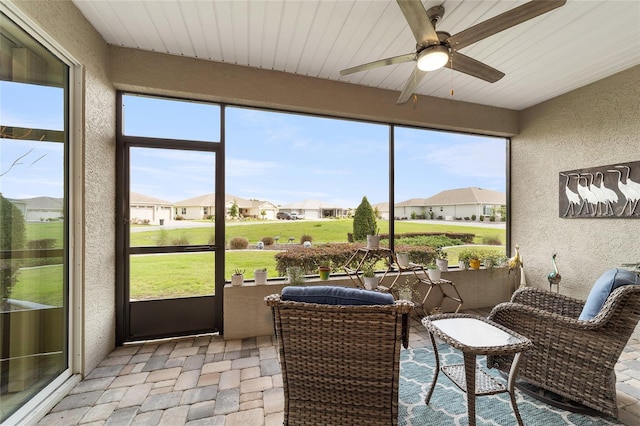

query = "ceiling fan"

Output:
[[340, 0, 567, 104]]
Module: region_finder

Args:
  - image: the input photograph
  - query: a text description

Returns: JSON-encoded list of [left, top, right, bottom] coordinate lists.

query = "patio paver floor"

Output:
[[37, 310, 640, 426]]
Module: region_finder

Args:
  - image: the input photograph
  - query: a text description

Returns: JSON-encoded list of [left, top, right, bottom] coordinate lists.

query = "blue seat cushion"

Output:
[[579, 268, 639, 320], [281, 285, 394, 306]]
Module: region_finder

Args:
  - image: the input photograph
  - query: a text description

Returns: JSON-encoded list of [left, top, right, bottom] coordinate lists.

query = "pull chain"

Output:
[[450, 54, 454, 96]]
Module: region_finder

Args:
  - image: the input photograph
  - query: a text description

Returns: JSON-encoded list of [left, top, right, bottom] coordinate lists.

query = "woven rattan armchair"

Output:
[[265, 291, 413, 426], [487, 285, 640, 418]]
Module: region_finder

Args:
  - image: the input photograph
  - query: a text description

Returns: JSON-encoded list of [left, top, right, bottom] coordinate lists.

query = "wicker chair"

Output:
[[487, 285, 640, 418], [265, 291, 413, 426]]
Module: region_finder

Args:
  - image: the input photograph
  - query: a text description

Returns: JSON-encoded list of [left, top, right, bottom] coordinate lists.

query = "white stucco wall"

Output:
[[14, 0, 116, 374], [512, 65, 640, 302]]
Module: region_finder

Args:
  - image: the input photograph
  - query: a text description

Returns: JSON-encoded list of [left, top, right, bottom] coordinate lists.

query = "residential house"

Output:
[[395, 187, 506, 220], [279, 199, 348, 219], [173, 193, 278, 220], [1, 1, 639, 424], [7, 196, 63, 222], [129, 192, 172, 225]]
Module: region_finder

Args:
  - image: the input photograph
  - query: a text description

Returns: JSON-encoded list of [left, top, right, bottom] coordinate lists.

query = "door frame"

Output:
[[115, 92, 226, 345]]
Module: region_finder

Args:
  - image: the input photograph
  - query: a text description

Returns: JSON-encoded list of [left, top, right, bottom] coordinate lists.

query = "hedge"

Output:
[[274, 243, 436, 276]]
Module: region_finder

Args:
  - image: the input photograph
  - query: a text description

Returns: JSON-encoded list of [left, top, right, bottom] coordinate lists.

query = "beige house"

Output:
[[279, 199, 349, 219], [395, 187, 506, 220], [129, 192, 172, 225], [174, 193, 278, 220], [2, 1, 639, 424], [8, 196, 63, 222]]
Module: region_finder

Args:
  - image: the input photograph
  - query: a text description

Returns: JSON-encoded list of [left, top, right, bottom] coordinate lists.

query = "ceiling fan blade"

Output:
[[450, 52, 505, 83], [396, 0, 439, 46], [397, 67, 427, 104], [340, 53, 416, 76], [446, 0, 567, 51]]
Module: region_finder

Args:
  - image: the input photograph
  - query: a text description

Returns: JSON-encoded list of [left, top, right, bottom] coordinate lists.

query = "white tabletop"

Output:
[[430, 317, 522, 348]]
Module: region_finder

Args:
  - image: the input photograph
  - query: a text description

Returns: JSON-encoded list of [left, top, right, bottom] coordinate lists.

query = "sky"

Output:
[[1, 85, 506, 208]]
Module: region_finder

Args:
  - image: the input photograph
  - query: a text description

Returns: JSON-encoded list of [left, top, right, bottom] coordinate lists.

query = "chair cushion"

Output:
[[579, 268, 639, 320], [281, 285, 394, 306]]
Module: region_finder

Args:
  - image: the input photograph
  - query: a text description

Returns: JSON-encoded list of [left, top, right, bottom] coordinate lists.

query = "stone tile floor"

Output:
[[38, 312, 640, 426]]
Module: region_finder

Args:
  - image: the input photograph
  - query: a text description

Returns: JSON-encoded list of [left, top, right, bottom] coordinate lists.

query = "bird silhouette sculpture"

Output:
[[547, 253, 561, 292]]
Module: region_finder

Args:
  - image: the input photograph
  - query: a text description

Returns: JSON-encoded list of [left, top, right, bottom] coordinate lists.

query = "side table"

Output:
[[421, 313, 532, 426]]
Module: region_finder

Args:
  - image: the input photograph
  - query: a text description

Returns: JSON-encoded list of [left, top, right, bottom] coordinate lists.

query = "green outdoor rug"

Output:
[[399, 346, 622, 425]]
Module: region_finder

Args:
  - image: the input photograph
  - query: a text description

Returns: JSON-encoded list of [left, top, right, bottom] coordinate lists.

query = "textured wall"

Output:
[[511, 65, 640, 300], [13, 0, 116, 374]]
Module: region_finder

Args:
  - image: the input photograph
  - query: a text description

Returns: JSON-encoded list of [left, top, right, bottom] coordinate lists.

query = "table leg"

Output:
[[424, 332, 440, 405], [507, 352, 525, 426], [463, 353, 477, 426]]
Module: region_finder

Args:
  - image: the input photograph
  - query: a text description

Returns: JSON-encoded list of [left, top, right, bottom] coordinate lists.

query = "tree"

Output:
[[1, 194, 26, 306], [229, 201, 239, 219], [352, 196, 377, 241]]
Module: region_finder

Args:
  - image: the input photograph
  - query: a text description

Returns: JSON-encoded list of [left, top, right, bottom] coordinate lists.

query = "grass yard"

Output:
[[129, 219, 506, 246], [13, 219, 506, 303]]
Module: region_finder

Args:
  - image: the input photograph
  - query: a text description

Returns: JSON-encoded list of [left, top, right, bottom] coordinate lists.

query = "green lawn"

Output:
[[129, 219, 505, 246], [12, 219, 506, 303]]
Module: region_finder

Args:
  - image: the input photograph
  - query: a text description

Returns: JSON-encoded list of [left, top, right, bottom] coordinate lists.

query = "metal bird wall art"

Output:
[[559, 160, 640, 219]]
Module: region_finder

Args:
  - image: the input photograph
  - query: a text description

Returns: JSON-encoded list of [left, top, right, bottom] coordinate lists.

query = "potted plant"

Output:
[[231, 268, 245, 286], [435, 248, 449, 271], [254, 268, 267, 285], [286, 266, 305, 285], [362, 266, 379, 290], [458, 248, 481, 270], [395, 277, 419, 302], [366, 227, 381, 249], [469, 255, 481, 270], [318, 260, 331, 280], [458, 250, 471, 270], [426, 263, 441, 281]]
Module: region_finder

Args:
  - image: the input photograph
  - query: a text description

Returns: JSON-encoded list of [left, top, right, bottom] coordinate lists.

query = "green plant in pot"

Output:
[[435, 247, 449, 271], [426, 263, 441, 281], [231, 268, 245, 286], [395, 277, 419, 302], [362, 266, 379, 290], [318, 260, 331, 280]]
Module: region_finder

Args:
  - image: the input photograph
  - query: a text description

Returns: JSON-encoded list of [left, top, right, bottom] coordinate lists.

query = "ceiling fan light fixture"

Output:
[[416, 45, 449, 71]]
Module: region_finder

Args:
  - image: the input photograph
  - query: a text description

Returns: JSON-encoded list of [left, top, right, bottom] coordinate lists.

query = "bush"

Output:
[[482, 235, 502, 245], [27, 239, 57, 249], [261, 236, 274, 246], [175, 215, 185, 220], [229, 237, 249, 249], [274, 243, 436, 276], [471, 214, 476, 220], [172, 234, 190, 245], [352, 196, 377, 241], [300, 234, 313, 243]]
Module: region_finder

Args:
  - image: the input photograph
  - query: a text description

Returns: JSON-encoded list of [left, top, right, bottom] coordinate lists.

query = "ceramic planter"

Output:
[[459, 261, 469, 270], [397, 252, 410, 268], [436, 258, 449, 271], [318, 266, 331, 280], [254, 269, 267, 285], [366, 235, 380, 249], [363, 276, 379, 290], [231, 274, 244, 286], [427, 268, 442, 281], [469, 259, 481, 270]]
